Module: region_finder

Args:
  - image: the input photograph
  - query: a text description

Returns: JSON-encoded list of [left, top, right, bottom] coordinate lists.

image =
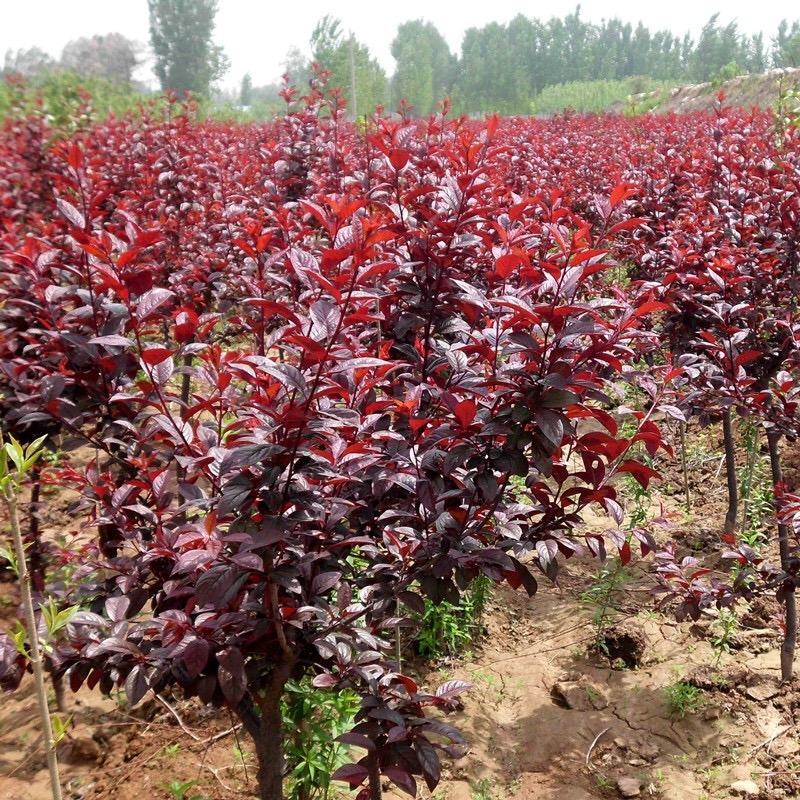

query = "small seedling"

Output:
[[664, 681, 704, 718], [585, 685, 602, 705], [1, 433, 63, 800], [710, 608, 738, 664], [282, 678, 360, 800], [471, 778, 494, 800], [594, 773, 613, 791], [163, 779, 206, 800], [415, 576, 492, 659], [580, 558, 634, 649], [232, 743, 248, 767]]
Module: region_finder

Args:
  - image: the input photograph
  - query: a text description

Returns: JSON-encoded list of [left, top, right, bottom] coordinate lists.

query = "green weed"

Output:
[[415, 576, 492, 659], [281, 678, 360, 800], [710, 608, 738, 665], [580, 558, 634, 648], [162, 779, 206, 800], [664, 681, 704, 718], [471, 778, 495, 800]]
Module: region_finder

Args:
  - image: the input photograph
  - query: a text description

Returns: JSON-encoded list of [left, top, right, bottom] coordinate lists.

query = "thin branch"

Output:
[[200, 723, 243, 745], [154, 693, 201, 741], [750, 725, 790, 757], [585, 727, 609, 769]]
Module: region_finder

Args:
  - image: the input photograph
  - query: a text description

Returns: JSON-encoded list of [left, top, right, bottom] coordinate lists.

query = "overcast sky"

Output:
[[0, 0, 795, 90]]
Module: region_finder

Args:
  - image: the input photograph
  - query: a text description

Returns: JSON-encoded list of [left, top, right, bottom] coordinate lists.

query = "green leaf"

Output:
[[11, 622, 27, 656], [0, 545, 18, 576], [51, 714, 72, 744], [4, 440, 24, 473], [0, 443, 8, 480]]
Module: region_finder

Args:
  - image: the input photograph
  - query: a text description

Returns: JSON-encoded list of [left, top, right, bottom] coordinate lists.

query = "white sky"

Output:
[[0, 0, 795, 90]]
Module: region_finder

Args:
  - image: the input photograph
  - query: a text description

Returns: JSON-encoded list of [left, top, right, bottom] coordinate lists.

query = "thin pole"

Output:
[[5, 484, 63, 800]]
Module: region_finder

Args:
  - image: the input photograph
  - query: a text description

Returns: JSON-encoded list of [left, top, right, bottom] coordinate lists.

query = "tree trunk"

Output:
[[176, 354, 193, 510], [53, 672, 67, 714], [367, 752, 383, 800], [766, 427, 796, 682], [739, 427, 760, 537], [679, 421, 690, 513], [783, 591, 798, 683], [236, 661, 294, 800], [722, 409, 738, 535], [256, 687, 286, 800]]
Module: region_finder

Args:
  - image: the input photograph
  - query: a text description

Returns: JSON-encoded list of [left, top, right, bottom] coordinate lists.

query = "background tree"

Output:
[[689, 15, 748, 82], [390, 21, 453, 116], [147, 0, 228, 96], [774, 20, 800, 67], [2, 47, 56, 79], [60, 33, 140, 87], [283, 47, 311, 93], [310, 16, 388, 115], [239, 71, 253, 106]]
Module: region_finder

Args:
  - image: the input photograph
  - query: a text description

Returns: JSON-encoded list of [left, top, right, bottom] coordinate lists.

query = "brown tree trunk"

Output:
[[367, 752, 382, 800], [254, 691, 285, 800], [176, 354, 193, 510], [236, 660, 294, 800], [679, 421, 690, 513], [53, 673, 67, 714], [3, 482, 63, 800], [722, 409, 738, 535], [766, 428, 796, 682]]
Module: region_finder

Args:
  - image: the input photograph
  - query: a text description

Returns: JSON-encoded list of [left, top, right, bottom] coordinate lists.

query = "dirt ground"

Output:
[[608, 67, 800, 115], [1, 423, 799, 800]]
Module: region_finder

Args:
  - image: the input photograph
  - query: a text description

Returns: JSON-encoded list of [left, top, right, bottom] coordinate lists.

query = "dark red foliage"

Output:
[[3, 85, 799, 794]]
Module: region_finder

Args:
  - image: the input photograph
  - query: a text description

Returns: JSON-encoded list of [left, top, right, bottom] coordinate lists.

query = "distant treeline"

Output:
[[252, 11, 800, 117], [5, 7, 800, 120]]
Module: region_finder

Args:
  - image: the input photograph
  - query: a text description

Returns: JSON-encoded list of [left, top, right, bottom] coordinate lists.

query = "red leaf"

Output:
[[454, 399, 476, 428], [117, 248, 141, 268], [389, 149, 411, 170], [610, 183, 636, 208], [56, 198, 86, 229], [137, 287, 174, 320], [495, 253, 524, 278], [384, 766, 417, 798], [217, 647, 246, 705], [332, 764, 369, 787], [140, 347, 175, 365], [67, 143, 84, 170], [618, 460, 660, 489], [608, 217, 647, 235]]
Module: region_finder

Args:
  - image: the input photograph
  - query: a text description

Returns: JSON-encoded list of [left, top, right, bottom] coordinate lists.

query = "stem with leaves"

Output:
[[1, 434, 63, 800]]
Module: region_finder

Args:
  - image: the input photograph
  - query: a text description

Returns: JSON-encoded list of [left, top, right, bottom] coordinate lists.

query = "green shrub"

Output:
[[531, 77, 673, 116]]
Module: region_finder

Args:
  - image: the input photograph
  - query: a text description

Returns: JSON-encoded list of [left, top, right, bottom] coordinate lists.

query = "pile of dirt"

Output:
[[615, 67, 800, 115]]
